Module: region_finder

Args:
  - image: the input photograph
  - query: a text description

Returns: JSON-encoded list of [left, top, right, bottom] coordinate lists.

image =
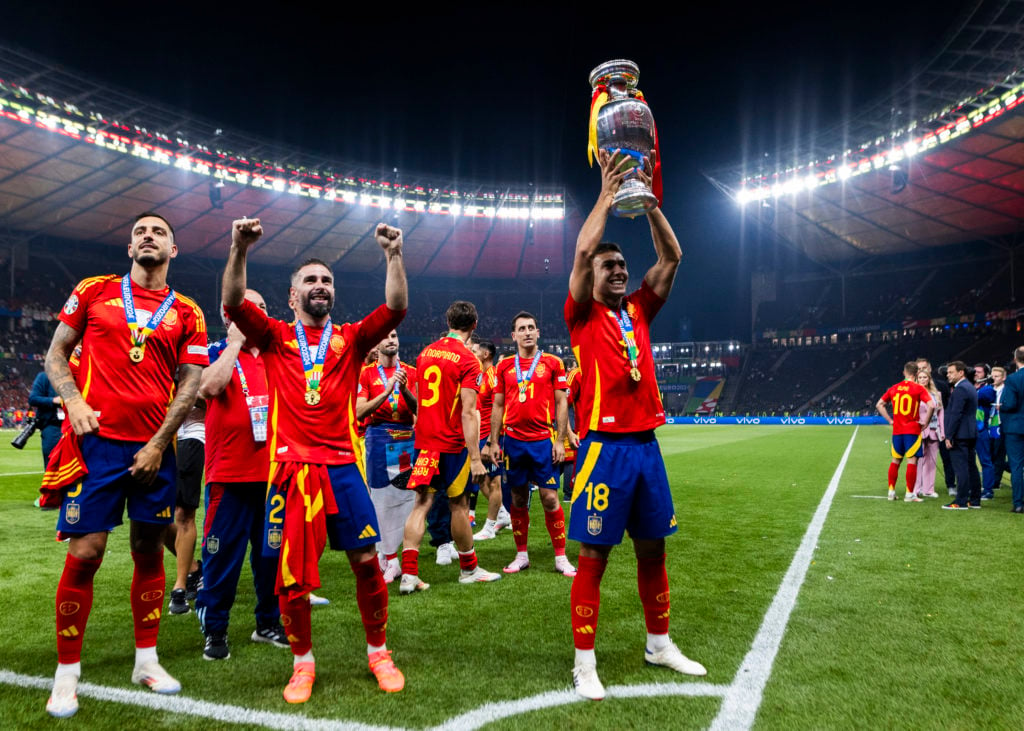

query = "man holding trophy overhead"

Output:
[[566, 60, 707, 701]]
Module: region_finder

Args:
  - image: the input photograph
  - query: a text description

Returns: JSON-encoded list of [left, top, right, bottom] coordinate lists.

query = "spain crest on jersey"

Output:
[[587, 514, 602, 536], [267, 527, 283, 550], [65, 503, 80, 524]]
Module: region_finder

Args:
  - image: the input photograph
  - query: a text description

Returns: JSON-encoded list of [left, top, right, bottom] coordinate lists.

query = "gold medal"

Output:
[[518, 391, 527, 403], [630, 367, 641, 382], [304, 389, 321, 406], [128, 346, 145, 363]]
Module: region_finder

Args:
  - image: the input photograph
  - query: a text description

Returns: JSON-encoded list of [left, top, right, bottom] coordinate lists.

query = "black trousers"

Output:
[[951, 438, 982, 505], [938, 439, 956, 490]]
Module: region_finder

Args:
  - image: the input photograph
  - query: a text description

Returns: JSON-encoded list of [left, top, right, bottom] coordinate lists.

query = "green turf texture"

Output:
[[0, 425, 1021, 730]]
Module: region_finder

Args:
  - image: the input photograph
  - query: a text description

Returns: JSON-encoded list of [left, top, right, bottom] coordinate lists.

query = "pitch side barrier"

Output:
[[666, 416, 887, 425]]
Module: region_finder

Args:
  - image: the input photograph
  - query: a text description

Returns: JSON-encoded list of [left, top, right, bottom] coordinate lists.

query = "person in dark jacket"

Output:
[[28, 370, 62, 466], [942, 361, 981, 510], [996, 348, 1024, 513]]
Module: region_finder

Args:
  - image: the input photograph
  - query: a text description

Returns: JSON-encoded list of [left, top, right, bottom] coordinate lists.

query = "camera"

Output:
[[11, 416, 38, 450]]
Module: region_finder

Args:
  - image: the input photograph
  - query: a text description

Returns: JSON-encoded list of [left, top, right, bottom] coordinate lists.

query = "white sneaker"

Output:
[[904, 492, 922, 503], [399, 574, 429, 595], [495, 510, 512, 531], [436, 542, 456, 566], [572, 663, 605, 700], [382, 558, 401, 584], [474, 524, 497, 541], [503, 554, 530, 574], [887, 488, 896, 501], [46, 674, 78, 718], [458, 566, 501, 584], [309, 593, 330, 606], [554, 555, 577, 577], [644, 640, 707, 676], [131, 661, 182, 694]]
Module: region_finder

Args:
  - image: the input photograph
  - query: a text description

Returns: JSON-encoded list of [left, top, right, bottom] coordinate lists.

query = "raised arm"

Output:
[[643, 206, 682, 300], [569, 150, 633, 303], [131, 363, 202, 485], [223, 218, 263, 308], [376, 223, 408, 312], [45, 322, 97, 435]]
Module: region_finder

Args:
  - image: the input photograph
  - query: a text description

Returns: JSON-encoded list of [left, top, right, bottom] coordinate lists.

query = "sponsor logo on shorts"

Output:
[[575, 606, 594, 618], [206, 536, 220, 554], [587, 514, 603, 536], [330, 334, 345, 354], [59, 601, 81, 616], [358, 525, 378, 540], [155, 506, 172, 519], [656, 591, 670, 603], [267, 528, 282, 550], [65, 503, 80, 524], [546, 477, 556, 484], [141, 590, 164, 602], [63, 294, 79, 315]]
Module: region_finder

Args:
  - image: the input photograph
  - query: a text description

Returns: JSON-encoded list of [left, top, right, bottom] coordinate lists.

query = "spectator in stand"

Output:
[[914, 369, 944, 498], [998, 347, 1024, 514]]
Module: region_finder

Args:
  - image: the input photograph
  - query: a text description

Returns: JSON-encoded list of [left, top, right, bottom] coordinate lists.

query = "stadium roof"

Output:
[[0, 45, 577, 279], [705, 0, 1024, 265]]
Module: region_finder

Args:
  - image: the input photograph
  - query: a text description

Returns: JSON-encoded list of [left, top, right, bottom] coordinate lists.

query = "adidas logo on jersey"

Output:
[[358, 525, 378, 540]]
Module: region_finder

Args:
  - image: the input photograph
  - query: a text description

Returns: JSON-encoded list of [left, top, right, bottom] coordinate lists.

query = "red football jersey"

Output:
[[225, 298, 404, 465], [414, 336, 481, 452], [566, 366, 582, 405], [478, 364, 498, 441], [357, 360, 417, 425], [564, 281, 666, 439], [204, 342, 270, 483], [494, 351, 566, 441], [882, 379, 933, 435], [59, 275, 208, 442]]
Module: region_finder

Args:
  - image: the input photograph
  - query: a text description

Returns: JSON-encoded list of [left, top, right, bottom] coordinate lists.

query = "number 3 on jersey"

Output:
[[583, 481, 609, 511], [421, 365, 442, 407]]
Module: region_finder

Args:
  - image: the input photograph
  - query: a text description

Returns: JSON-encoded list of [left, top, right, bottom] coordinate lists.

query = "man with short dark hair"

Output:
[[942, 361, 981, 510], [484, 311, 574, 577], [876, 361, 934, 503], [400, 301, 501, 592], [42, 212, 207, 717], [998, 348, 1024, 513], [564, 150, 705, 701], [223, 218, 407, 703]]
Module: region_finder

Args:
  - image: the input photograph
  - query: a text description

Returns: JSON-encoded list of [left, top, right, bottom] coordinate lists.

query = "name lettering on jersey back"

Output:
[[422, 348, 461, 363]]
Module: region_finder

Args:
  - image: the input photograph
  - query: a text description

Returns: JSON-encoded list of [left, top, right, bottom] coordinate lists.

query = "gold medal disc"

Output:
[[630, 367, 641, 382], [518, 392, 527, 403], [304, 389, 321, 406], [128, 346, 145, 363]]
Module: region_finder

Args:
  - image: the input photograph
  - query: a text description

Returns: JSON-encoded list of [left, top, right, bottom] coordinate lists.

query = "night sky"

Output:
[[1, 2, 968, 340]]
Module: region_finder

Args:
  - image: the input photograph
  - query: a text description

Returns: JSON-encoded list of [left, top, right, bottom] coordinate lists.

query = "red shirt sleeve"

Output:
[[552, 355, 567, 388], [225, 298, 274, 352], [176, 299, 209, 368], [881, 384, 896, 403], [564, 291, 592, 329], [461, 357, 482, 392], [353, 305, 407, 358], [629, 280, 667, 322], [59, 278, 103, 333]]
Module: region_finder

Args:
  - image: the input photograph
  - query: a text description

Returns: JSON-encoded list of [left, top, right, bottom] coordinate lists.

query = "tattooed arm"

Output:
[[130, 363, 202, 485], [44, 322, 97, 436]]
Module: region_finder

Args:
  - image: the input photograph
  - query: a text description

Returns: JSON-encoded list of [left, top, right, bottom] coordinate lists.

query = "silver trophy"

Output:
[[589, 59, 658, 218]]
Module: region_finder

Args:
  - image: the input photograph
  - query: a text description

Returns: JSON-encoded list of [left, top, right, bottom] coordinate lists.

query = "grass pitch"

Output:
[[0, 425, 1021, 730]]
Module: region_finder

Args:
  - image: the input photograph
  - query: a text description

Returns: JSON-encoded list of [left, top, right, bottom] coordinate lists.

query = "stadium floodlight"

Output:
[[360, 194, 373, 206], [449, 203, 462, 217]]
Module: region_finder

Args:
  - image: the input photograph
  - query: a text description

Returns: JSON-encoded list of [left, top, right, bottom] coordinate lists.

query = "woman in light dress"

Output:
[[915, 369, 945, 497]]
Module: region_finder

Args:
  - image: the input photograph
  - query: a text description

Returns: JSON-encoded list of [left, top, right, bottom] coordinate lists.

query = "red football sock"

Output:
[[571, 555, 607, 650], [457, 548, 478, 572], [130, 551, 165, 649], [544, 505, 568, 557], [887, 462, 899, 489], [350, 555, 388, 648], [511, 505, 530, 553], [401, 548, 419, 577], [55, 554, 102, 664], [637, 553, 671, 635], [385, 552, 398, 562], [905, 463, 918, 492], [279, 594, 312, 656]]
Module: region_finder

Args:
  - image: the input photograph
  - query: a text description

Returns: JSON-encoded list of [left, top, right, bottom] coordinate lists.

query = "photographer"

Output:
[[28, 370, 62, 467]]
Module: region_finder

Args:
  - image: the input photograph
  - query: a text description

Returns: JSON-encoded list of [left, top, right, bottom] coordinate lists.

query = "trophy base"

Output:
[[611, 183, 658, 219]]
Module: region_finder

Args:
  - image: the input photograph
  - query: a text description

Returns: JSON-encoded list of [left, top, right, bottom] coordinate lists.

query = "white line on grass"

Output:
[[0, 470, 44, 477], [428, 682, 729, 731], [0, 669, 399, 731], [850, 495, 888, 499], [709, 427, 859, 731]]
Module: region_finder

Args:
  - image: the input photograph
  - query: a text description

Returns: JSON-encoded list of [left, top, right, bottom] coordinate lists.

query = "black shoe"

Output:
[[203, 632, 230, 660], [968, 502, 982, 509], [251, 624, 289, 648], [168, 588, 190, 615], [185, 561, 203, 601], [1012, 506, 1023, 514]]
